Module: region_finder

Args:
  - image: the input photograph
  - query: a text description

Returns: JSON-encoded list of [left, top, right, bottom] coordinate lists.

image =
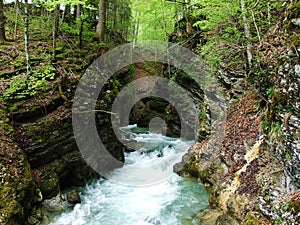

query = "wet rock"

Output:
[[53, 151, 98, 188], [27, 216, 39, 225], [144, 216, 161, 225], [216, 214, 239, 225], [27, 207, 44, 225], [42, 195, 64, 212], [33, 167, 60, 199], [291, 18, 300, 26], [197, 209, 223, 225], [67, 190, 81, 204]]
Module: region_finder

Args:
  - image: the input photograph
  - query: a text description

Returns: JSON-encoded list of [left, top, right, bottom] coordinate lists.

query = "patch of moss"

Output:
[[288, 0, 300, 18], [287, 198, 300, 213], [290, 33, 300, 49], [0, 145, 35, 224], [8, 101, 23, 113], [242, 212, 261, 225]]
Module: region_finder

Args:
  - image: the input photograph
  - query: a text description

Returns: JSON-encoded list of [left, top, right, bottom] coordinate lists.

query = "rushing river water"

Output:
[[48, 125, 209, 225]]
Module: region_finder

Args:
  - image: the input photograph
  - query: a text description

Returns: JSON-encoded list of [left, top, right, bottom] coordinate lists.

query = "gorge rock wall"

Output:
[[1, 50, 133, 224], [0, 105, 36, 224], [174, 3, 300, 224]]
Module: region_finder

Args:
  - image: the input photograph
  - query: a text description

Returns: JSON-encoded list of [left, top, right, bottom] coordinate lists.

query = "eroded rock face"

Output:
[[11, 66, 134, 202], [129, 63, 209, 140], [14, 103, 122, 199], [175, 91, 297, 224], [269, 58, 300, 189], [3, 67, 132, 225]]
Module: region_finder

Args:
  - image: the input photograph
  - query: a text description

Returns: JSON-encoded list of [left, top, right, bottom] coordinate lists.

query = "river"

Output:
[[48, 125, 209, 225]]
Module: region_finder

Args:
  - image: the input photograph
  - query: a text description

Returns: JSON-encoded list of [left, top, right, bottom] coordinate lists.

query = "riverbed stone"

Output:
[[67, 190, 81, 204]]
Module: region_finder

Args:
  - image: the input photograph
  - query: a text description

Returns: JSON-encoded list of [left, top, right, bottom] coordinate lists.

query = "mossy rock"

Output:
[[287, 197, 300, 213], [242, 213, 261, 225], [216, 214, 239, 225], [34, 167, 60, 199], [0, 144, 36, 224]]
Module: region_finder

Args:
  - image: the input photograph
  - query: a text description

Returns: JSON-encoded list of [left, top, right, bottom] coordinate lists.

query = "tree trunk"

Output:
[[14, 0, 19, 39], [96, 0, 106, 42], [240, 0, 252, 69], [132, 11, 140, 44], [76, 5, 81, 19], [0, 0, 6, 41], [52, 5, 60, 59], [112, 1, 117, 29], [24, 0, 31, 73], [79, 18, 84, 49]]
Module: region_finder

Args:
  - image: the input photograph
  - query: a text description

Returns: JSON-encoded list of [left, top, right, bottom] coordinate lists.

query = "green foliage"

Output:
[[32, 64, 56, 80], [192, 0, 240, 33], [267, 86, 275, 99], [60, 22, 81, 36], [242, 212, 261, 225], [4, 64, 56, 100], [130, 0, 177, 40], [106, 0, 132, 39], [191, 0, 282, 80], [261, 115, 271, 132], [192, 0, 244, 74], [285, 150, 292, 161], [34, 0, 96, 12], [273, 122, 281, 133]]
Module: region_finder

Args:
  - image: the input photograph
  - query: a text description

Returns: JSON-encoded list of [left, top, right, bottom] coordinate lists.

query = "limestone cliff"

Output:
[[174, 1, 300, 224]]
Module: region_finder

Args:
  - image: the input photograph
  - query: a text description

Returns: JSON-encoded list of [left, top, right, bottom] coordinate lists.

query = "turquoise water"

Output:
[[48, 126, 209, 225]]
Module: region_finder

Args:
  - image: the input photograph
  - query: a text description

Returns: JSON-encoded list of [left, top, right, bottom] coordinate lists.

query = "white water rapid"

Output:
[[48, 125, 209, 225]]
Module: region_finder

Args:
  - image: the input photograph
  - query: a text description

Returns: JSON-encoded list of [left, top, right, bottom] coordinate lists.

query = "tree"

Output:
[[0, 0, 6, 41], [96, 0, 106, 42], [107, 0, 131, 40], [240, 0, 252, 68], [24, 0, 31, 73], [52, 4, 60, 58]]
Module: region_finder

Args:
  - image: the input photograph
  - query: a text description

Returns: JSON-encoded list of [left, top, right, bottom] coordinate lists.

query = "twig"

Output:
[[58, 83, 69, 102], [253, 0, 259, 9], [0, 138, 13, 143], [73, 110, 119, 115], [292, 44, 299, 58]]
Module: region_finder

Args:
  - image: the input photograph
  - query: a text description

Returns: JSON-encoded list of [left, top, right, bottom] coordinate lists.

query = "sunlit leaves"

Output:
[[130, 0, 178, 40]]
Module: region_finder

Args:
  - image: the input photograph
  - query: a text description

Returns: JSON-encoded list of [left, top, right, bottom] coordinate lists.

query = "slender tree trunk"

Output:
[[53, 4, 59, 59], [0, 0, 6, 41], [24, 0, 31, 73], [113, 1, 117, 29], [79, 17, 83, 49], [251, 9, 262, 47], [267, 2, 271, 26], [240, 0, 252, 68], [76, 5, 81, 19], [132, 11, 140, 44], [96, 0, 106, 42], [41, 6, 46, 16], [14, 0, 19, 39]]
